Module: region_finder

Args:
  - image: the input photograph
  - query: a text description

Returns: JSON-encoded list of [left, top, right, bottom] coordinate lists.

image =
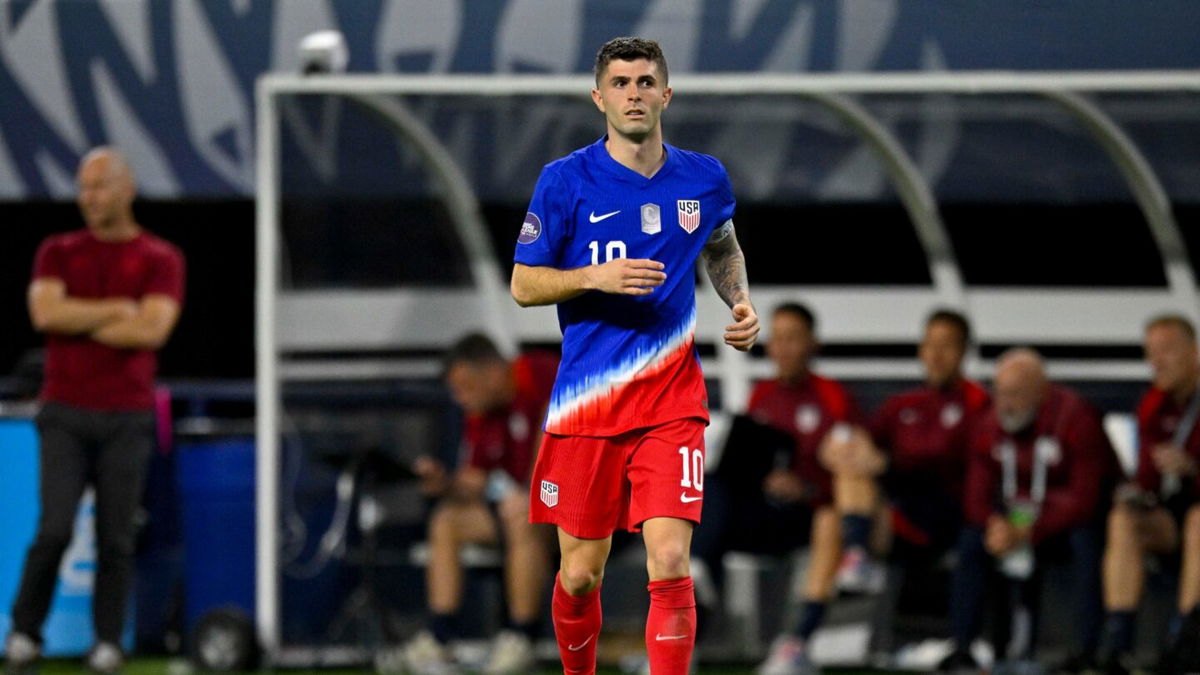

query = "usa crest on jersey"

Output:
[[540, 480, 559, 508], [677, 200, 701, 233]]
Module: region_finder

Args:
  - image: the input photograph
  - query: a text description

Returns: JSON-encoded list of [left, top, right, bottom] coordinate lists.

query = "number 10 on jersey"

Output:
[[679, 446, 704, 490], [588, 240, 627, 265]]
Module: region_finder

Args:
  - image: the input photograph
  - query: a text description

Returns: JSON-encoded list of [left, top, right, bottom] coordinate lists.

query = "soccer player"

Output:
[[1099, 315, 1200, 674], [943, 349, 1116, 672], [394, 333, 557, 675], [820, 310, 988, 651], [510, 37, 759, 675]]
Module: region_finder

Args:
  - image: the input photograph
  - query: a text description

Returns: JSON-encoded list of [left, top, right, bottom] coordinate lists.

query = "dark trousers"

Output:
[[950, 524, 1104, 659], [691, 475, 814, 593], [10, 403, 154, 645]]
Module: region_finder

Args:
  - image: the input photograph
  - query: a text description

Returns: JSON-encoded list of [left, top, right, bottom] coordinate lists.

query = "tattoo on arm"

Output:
[[702, 224, 750, 308]]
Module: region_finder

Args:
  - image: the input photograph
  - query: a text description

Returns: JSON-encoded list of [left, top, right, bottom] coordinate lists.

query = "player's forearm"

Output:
[[510, 263, 594, 307], [91, 320, 163, 350], [90, 315, 175, 350], [702, 235, 752, 308], [31, 297, 132, 335]]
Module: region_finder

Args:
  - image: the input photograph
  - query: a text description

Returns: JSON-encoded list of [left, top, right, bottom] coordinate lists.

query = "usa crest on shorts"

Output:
[[540, 480, 559, 508], [677, 200, 700, 233]]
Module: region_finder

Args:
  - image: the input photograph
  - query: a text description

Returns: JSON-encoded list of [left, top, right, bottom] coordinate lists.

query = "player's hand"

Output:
[[763, 468, 805, 503], [724, 303, 759, 351], [984, 515, 1016, 555], [818, 424, 884, 476], [412, 456, 449, 495], [449, 467, 487, 502], [588, 258, 666, 296], [1152, 443, 1197, 476]]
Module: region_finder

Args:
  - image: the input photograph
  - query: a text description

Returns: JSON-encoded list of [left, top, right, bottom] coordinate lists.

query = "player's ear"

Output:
[[591, 87, 605, 112], [662, 85, 672, 108]]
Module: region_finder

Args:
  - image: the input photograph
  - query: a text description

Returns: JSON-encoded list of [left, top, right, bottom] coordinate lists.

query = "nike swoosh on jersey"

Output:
[[680, 492, 702, 503], [589, 210, 620, 223], [655, 634, 690, 641], [567, 635, 594, 651]]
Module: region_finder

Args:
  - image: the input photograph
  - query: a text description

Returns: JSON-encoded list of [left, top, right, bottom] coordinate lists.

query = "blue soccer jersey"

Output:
[[514, 137, 736, 436]]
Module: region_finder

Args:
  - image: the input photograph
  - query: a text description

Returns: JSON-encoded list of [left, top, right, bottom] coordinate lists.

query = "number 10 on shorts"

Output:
[[678, 446, 704, 491]]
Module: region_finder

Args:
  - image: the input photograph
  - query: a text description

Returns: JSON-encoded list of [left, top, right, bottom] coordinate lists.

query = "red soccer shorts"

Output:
[[528, 417, 707, 539]]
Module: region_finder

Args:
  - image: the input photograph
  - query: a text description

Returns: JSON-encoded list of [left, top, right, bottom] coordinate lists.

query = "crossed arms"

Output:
[[29, 278, 181, 350]]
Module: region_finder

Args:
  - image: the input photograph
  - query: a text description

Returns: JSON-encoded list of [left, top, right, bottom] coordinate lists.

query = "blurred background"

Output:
[[0, 1, 1198, 672]]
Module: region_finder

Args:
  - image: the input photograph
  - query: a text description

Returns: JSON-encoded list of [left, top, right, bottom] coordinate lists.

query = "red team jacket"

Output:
[[964, 384, 1118, 544], [871, 379, 991, 500], [748, 374, 861, 506], [463, 352, 559, 484], [1134, 386, 1200, 497]]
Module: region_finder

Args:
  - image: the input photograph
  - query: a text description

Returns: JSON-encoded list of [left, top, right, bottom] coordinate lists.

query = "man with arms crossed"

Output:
[[510, 37, 758, 675], [4, 148, 184, 674]]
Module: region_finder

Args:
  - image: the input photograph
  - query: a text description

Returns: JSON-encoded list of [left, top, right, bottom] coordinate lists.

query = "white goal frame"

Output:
[[255, 70, 1200, 658]]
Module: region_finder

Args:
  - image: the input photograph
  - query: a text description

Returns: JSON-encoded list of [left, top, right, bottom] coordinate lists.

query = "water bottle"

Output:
[[999, 500, 1037, 580]]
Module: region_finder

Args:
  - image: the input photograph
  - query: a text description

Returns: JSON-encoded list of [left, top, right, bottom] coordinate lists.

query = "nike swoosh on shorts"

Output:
[[680, 492, 702, 503]]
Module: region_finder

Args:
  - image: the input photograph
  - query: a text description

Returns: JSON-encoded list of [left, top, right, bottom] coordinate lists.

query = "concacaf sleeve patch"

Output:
[[518, 212, 542, 244]]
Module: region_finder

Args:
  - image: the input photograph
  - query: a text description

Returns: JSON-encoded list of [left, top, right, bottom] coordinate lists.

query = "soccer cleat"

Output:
[[85, 642, 124, 674], [481, 630, 536, 675], [757, 635, 820, 675], [936, 648, 982, 674], [4, 633, 40, 670], [398, 630, 459, 675], [835, 546, 885, 595]]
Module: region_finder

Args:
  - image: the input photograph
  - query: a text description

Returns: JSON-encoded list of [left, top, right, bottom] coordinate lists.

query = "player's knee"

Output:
[[428, 505, 459, 542], [1106, 504, 1140, 546], [647, 543, 689, 580], [559, 564, 604, 595], [1185, 505, 1200, 540]]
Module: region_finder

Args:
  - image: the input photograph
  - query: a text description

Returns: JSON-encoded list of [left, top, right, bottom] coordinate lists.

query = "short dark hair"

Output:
[[773, 302, 816, 334], [1146, 313, 1197, 342], [594, 37, 669, 86], [926, 308, 972, 346], [444, 332, 505, 372]]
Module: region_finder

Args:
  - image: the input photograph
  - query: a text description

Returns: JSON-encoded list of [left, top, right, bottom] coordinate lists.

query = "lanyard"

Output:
[[1162, 381, 1200, 498], [999, 437, 1052, 505]]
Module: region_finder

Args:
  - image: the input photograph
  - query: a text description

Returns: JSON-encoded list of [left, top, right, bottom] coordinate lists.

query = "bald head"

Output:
[[993, 348, 1049, 433], [77, 147, 137, 238]]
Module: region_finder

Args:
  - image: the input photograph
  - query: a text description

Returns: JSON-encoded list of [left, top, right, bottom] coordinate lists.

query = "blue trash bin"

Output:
[[176, 437, 256, 633]]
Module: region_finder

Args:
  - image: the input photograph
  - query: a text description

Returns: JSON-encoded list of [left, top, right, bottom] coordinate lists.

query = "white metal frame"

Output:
[[255, 70, 1200, 656]]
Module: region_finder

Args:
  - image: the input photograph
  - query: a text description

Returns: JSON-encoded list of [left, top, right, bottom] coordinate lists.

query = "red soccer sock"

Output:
[[553, 572, 602, 675], [645, 577, 697, 675]]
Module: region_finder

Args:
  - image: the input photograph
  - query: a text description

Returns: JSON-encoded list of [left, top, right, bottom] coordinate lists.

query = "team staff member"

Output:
[[393, 333, 558, 675], [1100, 315, 1200, 673], [720, 302, 863, 675], [4, 148, 184, 674], [821, 310, 988, 654], [511, 37, 758, 675], [943, 349, 1115, 672]]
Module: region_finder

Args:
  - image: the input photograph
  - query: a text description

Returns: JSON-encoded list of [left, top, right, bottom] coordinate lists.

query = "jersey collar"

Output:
[[589, 136, 678, 185]]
